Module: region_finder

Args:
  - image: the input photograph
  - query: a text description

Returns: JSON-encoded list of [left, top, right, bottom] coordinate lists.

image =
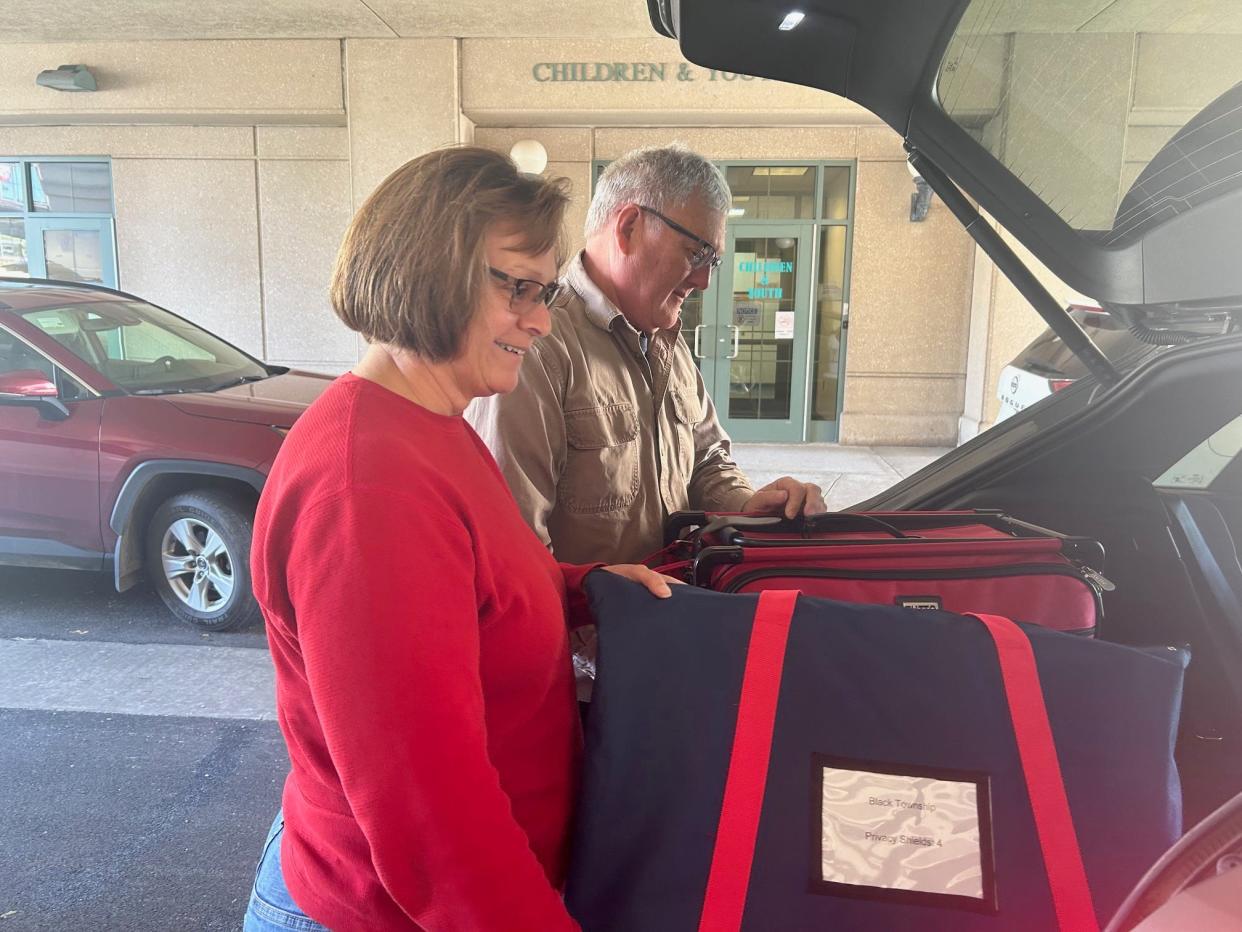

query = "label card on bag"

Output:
[[813, 755, 997, 912]]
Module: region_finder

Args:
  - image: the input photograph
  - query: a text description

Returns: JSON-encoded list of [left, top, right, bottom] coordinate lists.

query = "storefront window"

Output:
[[811, 224, 848, 421], [30, 161, 112, 213], [0, 162, 24, 211], [0, 218, 29, 277], [41, 228, 105, 284], [726, 165, 816, 219], [822, 166, 850, 220], [0, 159, 115, 286]]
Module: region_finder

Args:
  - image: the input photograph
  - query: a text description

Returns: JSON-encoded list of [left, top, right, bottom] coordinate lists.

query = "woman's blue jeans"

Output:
[[242, 812, 331, 932]]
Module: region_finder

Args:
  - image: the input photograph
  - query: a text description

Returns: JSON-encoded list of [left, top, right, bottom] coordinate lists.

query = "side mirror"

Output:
[[0, 369, 70, 420]]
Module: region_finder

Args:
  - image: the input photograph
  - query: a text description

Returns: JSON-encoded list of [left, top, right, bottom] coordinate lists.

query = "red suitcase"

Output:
[[649, 510, 1112, 636]]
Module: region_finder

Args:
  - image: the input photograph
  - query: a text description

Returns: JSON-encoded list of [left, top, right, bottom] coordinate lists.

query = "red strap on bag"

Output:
[[697, 589, 798, 932], [696, 596, 1097, 932], [968, 613, 1099, 932]]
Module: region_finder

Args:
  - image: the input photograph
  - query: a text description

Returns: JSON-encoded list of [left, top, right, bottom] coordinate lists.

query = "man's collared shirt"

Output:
[[468, 251, 754, 566]]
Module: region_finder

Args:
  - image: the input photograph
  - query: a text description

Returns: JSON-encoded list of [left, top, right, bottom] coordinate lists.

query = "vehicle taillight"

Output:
[[1050, 379, 1075, 392]]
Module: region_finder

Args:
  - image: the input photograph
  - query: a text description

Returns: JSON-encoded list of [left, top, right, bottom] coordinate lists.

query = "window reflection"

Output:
[[43, 229, 104, 284], [728, 236, 797, 420], [31, 162, 112, 213], [0, 218, 29, 277], [822, 167, 850, 219], [812, 226, 847, 421], [726, 166, 816, 220], [0, 162, 24, 211]]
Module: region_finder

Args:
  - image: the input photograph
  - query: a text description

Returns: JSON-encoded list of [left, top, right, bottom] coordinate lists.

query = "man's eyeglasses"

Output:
[[638, 205, 723, 273], [488, 267, 565, 311]]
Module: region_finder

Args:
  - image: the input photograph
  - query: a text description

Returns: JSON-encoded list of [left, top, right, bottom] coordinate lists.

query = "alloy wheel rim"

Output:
[[160, 517, 234, 615]]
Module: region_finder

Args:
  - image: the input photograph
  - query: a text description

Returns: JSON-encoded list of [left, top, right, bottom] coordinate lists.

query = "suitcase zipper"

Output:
[[719, 563, 1106, 633]]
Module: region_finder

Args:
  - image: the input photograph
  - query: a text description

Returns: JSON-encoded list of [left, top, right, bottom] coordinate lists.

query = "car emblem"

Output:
[[1009, 375, 1020, 394]]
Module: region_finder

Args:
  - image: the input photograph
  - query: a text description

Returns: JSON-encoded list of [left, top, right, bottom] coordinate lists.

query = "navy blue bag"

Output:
[[566, 573, 1187, 932]]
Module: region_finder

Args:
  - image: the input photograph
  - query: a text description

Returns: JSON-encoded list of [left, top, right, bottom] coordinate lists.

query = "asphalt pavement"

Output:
[[0, 568, 282, 931]]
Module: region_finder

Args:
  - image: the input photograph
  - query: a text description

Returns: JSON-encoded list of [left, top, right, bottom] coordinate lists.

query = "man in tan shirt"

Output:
[[469, 144, 825, 568]]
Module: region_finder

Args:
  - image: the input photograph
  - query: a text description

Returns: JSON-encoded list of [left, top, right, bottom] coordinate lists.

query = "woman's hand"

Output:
[[600, 564, 683, 598]]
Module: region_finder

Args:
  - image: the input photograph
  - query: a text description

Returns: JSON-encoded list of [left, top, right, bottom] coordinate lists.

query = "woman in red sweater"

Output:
[[242, 147, 674, 932]]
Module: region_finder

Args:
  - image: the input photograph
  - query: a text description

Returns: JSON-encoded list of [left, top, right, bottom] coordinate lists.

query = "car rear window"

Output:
[[936, 1, 1242, 240], [1155, 414, 1242, 491]]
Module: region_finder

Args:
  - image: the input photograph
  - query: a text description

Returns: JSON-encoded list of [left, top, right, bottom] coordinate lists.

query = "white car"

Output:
[[996, 306, 1155, 422]]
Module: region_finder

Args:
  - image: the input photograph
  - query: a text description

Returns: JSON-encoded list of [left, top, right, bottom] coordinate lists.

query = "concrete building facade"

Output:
[[4, 8, 1221, 444]]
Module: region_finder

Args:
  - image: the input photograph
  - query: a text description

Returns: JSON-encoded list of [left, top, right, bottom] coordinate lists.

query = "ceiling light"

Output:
[[752, 167, 810, 177], [779, 11, 805, 31]]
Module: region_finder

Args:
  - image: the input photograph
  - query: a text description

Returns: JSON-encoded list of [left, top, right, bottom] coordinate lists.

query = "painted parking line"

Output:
[[1, 638, 275, 721]]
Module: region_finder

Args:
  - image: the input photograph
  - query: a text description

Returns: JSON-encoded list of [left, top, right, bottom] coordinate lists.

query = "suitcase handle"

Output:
[[663, 510, 1106, 570], [707, 512, 913, 544], [665, 510, 967, 546]]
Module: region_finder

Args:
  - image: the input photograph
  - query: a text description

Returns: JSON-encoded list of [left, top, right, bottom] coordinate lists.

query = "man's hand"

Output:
[[741, 476, 828, 519], [600, 564, 684, 598]]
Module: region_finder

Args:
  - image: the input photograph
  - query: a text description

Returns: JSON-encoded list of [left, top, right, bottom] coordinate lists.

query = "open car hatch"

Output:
[[648, 0, 1242, 373]]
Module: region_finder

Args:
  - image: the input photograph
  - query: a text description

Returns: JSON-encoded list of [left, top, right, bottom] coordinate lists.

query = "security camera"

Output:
[[36, 65, 97, 92]]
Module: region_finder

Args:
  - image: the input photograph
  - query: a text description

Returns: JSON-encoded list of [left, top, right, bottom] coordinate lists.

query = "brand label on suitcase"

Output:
[[895, 595, 944, 611], [814, 754, 996, 911]]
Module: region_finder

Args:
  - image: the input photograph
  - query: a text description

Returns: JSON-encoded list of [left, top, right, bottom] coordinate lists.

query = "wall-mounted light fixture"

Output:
[[908, 159, 933, 222], [509, 139, 548, 175], [36, 64, 96, 92]]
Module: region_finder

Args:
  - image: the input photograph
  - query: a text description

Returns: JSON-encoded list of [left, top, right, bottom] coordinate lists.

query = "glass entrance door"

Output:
[[25, 217, 116, 287], [689, 223, 814, 442]]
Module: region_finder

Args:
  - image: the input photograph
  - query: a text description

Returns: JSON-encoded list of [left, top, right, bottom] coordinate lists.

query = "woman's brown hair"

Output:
[[330, 146, 570, 360]]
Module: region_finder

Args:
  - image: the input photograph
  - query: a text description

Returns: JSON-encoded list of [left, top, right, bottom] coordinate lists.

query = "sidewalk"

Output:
[[731, 443, 950, 511]]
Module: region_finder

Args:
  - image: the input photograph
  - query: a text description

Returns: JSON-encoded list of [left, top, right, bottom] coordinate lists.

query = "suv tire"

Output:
[[145, 490, 261, 632]]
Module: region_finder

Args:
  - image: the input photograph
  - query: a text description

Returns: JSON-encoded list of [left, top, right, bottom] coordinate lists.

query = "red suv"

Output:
[[0, 278, 329, 630]]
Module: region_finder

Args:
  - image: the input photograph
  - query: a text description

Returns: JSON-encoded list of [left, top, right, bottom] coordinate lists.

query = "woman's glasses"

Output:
[[488, 267, 565, 311]]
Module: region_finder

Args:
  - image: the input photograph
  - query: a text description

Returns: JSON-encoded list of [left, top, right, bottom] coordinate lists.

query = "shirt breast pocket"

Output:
[[559, 402, 641, 514], [670, 388, 703, 470]]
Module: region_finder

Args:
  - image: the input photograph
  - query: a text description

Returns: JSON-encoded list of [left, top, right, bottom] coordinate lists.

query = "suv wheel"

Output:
[[145, 490, 261, 632]]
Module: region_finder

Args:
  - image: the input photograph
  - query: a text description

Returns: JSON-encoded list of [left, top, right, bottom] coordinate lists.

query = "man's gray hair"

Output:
[[584, 144, 731, 238]]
